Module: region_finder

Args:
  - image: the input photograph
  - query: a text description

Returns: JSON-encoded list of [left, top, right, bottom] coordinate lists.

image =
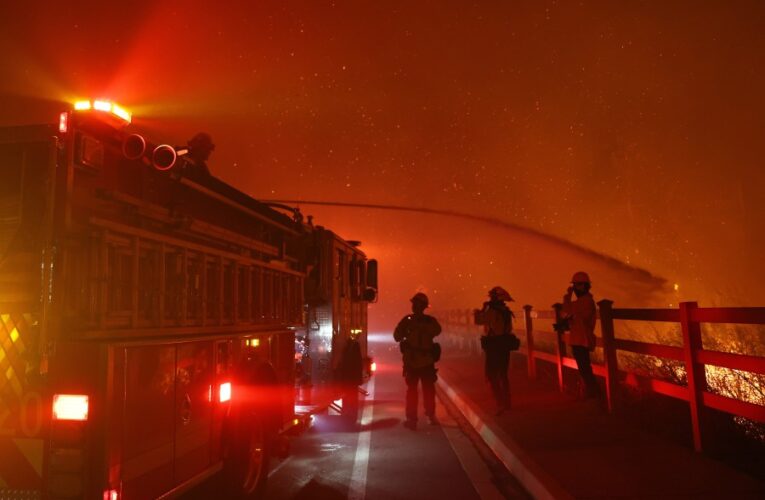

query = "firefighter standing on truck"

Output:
[[561, 271, 601, 399], [184, 132, 215, 176], [394, 293, 441, 430]]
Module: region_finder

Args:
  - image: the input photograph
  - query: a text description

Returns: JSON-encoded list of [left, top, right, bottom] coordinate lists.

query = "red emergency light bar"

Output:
[[73, 99, 132, 125]]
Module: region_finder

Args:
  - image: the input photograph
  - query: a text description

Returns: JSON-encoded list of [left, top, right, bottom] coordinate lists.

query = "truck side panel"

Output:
[[0, 129, 57, 496], [121, 345, 175, 498], [174, 341, 214, 483]]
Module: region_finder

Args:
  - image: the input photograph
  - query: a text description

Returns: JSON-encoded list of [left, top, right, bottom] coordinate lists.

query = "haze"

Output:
[[1, 0, 763, 330]]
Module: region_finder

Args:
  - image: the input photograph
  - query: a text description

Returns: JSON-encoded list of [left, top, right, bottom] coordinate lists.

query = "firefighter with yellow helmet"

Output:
[[561, 271, 601, 399], [477, 286, 518, 415], [393, 292, 442, 429]]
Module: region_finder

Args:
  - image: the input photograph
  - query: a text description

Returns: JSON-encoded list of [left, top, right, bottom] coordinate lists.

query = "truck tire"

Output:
[[220, 358, 279, 498], [222, 412, 270, 498]]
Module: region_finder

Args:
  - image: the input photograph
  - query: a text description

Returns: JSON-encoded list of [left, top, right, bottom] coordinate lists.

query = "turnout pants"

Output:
[[342, 384, 360, 422], [572, 345, 600, 398], [404, 366, 437, 422], [485, 351, 511, 410]]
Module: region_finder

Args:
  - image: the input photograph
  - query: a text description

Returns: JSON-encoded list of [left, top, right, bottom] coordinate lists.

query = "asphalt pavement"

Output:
[[263, 333, 525, 499], [436, 335, 765, 500]]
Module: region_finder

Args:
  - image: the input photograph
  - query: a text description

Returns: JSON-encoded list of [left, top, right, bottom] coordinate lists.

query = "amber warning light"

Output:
[[73, 99, 132, 125], [52, 394, 89, 421]]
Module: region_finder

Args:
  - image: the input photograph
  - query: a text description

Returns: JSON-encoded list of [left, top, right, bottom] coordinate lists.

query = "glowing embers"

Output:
[[52, 394, 89, 421], [72, 99, 132, 125]]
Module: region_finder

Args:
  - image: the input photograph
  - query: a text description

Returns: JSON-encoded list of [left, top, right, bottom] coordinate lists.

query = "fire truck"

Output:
[[0, 100, 377, 499]]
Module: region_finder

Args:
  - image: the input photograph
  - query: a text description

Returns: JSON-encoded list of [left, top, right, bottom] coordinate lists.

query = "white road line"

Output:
[[436, 395, 506, 500], [268, 455, 292, 479], [347, 376, 376, 500]]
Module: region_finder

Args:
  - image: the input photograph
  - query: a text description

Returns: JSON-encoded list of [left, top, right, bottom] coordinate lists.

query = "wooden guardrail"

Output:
[[438, 302, 765, 452]]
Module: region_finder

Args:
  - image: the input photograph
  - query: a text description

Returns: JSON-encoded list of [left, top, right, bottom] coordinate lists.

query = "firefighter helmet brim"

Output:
[[571, 271, 591, 284], [489, 286, 513, 302], [410, 292, 429, 306]]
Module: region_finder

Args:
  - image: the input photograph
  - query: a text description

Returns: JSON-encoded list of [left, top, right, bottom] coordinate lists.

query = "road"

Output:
[[262, 333, 526, 499]]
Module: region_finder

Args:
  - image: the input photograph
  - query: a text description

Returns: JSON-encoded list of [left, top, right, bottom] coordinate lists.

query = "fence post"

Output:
[[679, 301, 706, 452], [465, 308, 473, 354], [552, 303, 565, 392], [523, 305, 537, 379], [598, 299, 618, 413]]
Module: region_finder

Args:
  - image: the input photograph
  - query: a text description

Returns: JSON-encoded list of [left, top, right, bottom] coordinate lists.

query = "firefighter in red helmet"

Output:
[[393, 292, 442, 429], [561, 272, 601, 399]]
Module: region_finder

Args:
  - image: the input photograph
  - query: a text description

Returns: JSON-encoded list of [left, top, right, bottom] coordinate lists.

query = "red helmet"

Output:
[[488, 286, 513, 302], [571, 271, 591, 284]]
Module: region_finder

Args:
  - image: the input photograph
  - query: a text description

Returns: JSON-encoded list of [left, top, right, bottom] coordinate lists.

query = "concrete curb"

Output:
[[437, 374, 574, 500]]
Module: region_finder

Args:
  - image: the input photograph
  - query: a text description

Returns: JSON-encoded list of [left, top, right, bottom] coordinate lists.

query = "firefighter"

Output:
[[337, 330, 363, 424], [184, 132, 215, 176], [393, 292, 442, 429], [561, 271, 601, 399], [478, 286, 516, 415]]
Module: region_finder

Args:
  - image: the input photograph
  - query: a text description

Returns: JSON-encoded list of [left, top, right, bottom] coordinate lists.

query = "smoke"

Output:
[[264, 199, 672, 330], [265, 199, 667, 288]]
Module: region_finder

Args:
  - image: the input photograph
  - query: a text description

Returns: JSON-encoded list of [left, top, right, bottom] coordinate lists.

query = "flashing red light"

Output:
[[52, 394, 89, 421], [58, 112, 68, 133], [219, 382, 232, 403], [370, 362, 377, 372], [103, 489, 119, 500]]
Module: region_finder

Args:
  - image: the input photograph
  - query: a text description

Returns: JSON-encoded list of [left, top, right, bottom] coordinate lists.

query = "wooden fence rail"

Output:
[[437, 301, 765, 452]]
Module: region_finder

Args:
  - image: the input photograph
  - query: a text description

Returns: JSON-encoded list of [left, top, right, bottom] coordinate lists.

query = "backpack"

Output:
[[431, 342, 442, 362]]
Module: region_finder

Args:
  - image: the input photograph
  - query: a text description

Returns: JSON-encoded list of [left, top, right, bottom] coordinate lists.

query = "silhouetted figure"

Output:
[[185, 132, 215, 176], [393, 293, 442, 429], [561, 271, 601, 399], [336, 333, 363, 423], [477, 286, 516, 415]]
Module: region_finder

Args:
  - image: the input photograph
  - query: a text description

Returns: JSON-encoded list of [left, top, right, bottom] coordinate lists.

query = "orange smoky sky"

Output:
[[1, 0, 763, 330]]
